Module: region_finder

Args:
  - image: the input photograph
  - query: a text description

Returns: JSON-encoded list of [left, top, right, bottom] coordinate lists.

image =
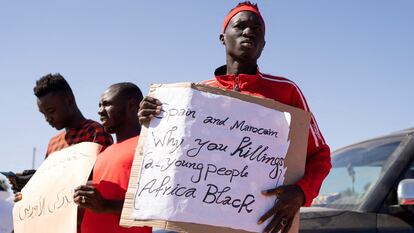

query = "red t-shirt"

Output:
[[81, 136, 151, 233]]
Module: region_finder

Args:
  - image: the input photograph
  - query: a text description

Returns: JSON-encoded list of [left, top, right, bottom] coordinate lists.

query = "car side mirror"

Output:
[[398, 179, 414, 205]]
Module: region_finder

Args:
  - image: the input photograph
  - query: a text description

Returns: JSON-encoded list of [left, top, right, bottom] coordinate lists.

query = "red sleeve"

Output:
[[291, 86, 332, 206]]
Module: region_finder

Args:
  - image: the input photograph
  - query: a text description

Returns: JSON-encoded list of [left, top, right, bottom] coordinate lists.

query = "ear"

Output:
[[127, 98, 139, 112], [65, 95, 75, 107], [127, 99, 140, 121], [219, 33, 225, 45]]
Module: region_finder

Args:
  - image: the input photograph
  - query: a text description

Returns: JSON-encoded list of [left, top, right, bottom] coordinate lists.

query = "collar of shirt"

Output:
[[214, 65, 262, 91]]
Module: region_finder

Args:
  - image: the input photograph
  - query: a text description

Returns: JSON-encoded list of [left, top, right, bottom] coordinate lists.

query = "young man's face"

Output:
[[37, 92, 73, 130], [98, 88, 127, 134], [221, 11, 265, 63]]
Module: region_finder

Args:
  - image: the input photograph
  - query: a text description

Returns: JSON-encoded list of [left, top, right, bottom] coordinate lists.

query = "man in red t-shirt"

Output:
[[138, 2, 331, 233], [74, 82, 151, 233]]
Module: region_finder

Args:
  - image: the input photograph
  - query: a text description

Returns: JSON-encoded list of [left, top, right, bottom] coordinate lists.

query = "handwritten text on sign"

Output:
[[13, 142, 100, 233], [132, 86, 291, 232]]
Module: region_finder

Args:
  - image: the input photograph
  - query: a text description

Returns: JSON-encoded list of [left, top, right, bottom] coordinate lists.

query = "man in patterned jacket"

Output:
[[34, 73, 113, 159], [10, 74, 113, 193], [12, 74, 113, 233]]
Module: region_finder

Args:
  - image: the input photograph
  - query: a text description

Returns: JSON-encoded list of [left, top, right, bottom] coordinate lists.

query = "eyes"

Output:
[[233, 22, 263, 33], [39, 107, 56, 118], [99, 100, 113, 109], [39, 108, 55, 115]]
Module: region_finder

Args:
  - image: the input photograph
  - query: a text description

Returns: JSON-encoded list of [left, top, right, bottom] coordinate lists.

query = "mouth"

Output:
[[48, 121, 63, 130], [100, 117, 108, 124], [240, 40, 256, 48]]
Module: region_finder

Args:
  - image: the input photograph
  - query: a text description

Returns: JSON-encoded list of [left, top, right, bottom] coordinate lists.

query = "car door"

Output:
[[377, 155, 414, 232]]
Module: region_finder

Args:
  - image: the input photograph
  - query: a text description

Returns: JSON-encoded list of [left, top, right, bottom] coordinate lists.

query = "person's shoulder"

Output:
[[48, 131, 65, 143], [260, 72, 296, 86], [82, 119, 113, 146], [119, 135, 139, 147], [102, 135, 138, 155], [46, 131, 66, 157], [81, 119, 105, 131], [259, 72, 303, 93]]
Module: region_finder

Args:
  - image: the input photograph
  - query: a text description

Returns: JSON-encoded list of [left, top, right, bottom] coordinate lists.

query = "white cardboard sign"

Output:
[[122, 83, 310, 233], [13, 142, 101, 233]]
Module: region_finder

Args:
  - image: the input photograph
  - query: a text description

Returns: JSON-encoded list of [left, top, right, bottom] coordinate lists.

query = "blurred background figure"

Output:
[[0, 173, 14, 233]]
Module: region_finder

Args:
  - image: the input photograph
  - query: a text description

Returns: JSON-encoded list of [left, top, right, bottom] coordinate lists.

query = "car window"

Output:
[[312, 138, 403, 210], [404, 160, 414, 179]]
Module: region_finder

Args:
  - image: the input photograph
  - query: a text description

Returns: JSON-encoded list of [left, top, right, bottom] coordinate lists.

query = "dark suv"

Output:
[[300, 128, 414, 232]]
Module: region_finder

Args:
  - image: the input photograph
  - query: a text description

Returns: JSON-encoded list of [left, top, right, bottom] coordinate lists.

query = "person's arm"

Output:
[[295, 139, 331, 206], [10, 169, 37, 193], [258, 86, 331, 233], [290, 83, 332, 206], [74, 182, 124, 214]]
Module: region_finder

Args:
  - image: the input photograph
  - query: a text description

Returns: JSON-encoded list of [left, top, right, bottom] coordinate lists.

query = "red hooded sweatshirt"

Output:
[[203, 65, 331, 206]]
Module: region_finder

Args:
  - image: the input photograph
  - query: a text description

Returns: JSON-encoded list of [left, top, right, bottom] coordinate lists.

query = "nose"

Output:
[[98, 105, 104, 116], [242, 27, 255, 39], [44, 114, 53, 123]]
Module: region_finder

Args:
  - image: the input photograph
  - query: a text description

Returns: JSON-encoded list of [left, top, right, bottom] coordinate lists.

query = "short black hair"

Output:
[[110, 82, 143, 103], [33, 73, 74, 98]]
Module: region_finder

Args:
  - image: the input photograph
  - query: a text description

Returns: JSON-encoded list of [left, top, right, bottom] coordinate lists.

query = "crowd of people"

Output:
[[1, 2, 331, 233]]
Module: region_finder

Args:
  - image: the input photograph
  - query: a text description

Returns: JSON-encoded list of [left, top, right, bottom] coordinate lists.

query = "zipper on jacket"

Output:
[[234, 76, 239, 92]]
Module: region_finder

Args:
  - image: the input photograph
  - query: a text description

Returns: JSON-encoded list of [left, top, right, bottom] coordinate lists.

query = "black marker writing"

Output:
[[18, 189, 73, 220], [203, 116, 229, 126], [230, 136, 284, 179], [152, 126, 184, 154], [202, 184, 255, 214], [137, 176, 197, 199], [154, 103, 196, 122], [230, 120, 278, 138], [186, 138, 228, 157]]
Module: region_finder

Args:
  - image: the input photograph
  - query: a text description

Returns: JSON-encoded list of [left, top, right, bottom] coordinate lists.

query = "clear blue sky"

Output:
[[1, 0, 413, 172]]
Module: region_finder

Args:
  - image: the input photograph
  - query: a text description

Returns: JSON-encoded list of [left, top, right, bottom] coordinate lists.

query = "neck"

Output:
[[65, 108, 86, 130], [115, 123, 141, 143], [226, 56, 257, 75]]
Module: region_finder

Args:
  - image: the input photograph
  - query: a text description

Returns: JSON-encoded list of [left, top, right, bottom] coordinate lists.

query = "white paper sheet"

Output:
[[131, 87, 291, 232], [13, 142, 101, 233]]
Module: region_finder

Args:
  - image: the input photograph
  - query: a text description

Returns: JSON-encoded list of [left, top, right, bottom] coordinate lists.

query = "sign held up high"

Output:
[[121, 83, 310, 233]]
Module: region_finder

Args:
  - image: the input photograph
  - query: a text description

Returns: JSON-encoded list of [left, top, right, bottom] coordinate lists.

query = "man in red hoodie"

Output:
[[138, 2, 331, 233]]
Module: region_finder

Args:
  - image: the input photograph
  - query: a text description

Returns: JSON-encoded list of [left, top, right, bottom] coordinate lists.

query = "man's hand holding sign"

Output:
[[259, 185, 305, 233]]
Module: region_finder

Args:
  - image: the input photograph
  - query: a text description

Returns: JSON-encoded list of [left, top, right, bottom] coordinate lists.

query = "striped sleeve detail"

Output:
[[260, 74, 326, 147]]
